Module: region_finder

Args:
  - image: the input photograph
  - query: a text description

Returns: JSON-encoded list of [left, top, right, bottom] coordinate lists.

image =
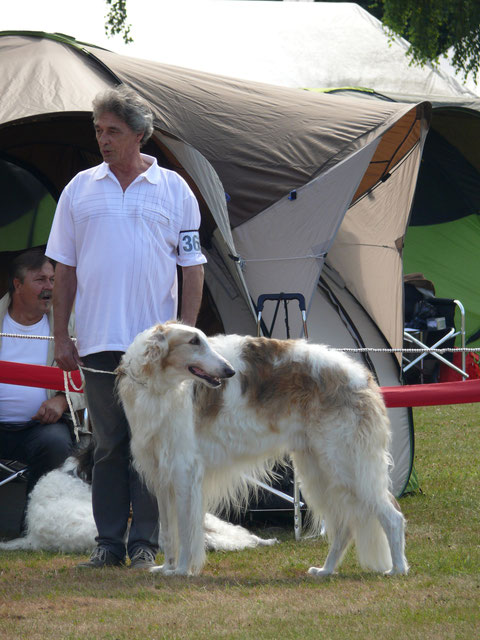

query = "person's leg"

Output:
[[82, 352, 159, 564], [127, 469, 160, 563], [0, 421, 72, 535], [0, 421, 72, 495]]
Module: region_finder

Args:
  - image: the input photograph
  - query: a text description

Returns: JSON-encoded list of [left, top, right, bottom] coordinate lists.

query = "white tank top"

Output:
[[0, 312, 49, 423]]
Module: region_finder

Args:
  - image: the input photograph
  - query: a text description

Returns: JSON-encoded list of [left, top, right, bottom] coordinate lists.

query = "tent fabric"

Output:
[[92, 0, 480, 347], [309, 266, 415, 497], [403, 216, 480, 346], [0, 31, 430, 497], [232, 141, 380, 340], [328, 139, 427, 354], [87, 45, 428, 229], [78, 1, 476, 100], [0, 33, 429, 228], [0, 31, 431, 352]]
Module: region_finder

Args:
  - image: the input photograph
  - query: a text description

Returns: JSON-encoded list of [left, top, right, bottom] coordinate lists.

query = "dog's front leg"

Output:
[[151, 485, 178, 575], [172, 459, 206, 576]]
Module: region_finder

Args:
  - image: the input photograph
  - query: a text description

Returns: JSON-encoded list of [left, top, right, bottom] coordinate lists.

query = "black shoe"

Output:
[[77, 546, 124, 569], [129, 547, 157, 570]]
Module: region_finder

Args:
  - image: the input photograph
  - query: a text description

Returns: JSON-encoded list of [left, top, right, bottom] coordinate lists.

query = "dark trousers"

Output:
[[0, 420, 72, 496], [82, 351, 159, 561]]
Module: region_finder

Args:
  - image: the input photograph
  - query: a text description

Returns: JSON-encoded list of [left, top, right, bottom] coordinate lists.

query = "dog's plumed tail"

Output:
[[353, 515, 392, 572], [294, 380, 407, 576]]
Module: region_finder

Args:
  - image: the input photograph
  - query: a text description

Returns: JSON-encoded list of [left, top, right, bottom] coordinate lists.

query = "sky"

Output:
[[2, 0, 176, 56], [2, 0, 478, 94]]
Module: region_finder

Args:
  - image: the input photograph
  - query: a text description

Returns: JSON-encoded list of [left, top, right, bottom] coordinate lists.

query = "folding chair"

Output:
[[403, 282, 467, 383], [0, 459, 28, 539], [245, 293, 308, 541], [0, 459, 28, 488]]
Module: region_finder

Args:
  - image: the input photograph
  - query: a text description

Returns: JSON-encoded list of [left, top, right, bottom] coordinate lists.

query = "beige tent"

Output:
[[0, 32, 430, 495]]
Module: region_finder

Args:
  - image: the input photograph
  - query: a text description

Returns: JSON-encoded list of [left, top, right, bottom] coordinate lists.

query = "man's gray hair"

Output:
[[92, 85, 154, 146]]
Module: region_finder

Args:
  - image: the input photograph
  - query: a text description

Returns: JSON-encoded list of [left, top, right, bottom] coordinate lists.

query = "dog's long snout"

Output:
[[223, 364, 236, 379]]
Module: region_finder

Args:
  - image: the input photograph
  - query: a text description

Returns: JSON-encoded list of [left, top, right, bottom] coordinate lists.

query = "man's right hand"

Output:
[[54, 335, 84, 371]]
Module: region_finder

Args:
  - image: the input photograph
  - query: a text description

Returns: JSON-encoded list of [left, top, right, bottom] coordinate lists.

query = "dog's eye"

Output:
[[189, 336, 201, 346]]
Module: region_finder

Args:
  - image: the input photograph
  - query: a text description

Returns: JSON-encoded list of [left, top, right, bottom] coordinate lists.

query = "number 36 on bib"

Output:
[[178, 230, 201, 256]]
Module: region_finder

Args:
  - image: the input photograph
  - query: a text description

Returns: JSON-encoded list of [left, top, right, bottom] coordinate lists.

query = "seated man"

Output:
[[0, 249, 84, 503]]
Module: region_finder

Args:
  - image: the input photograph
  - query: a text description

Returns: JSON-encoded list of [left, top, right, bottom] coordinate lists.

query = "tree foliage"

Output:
[[105, 0, 132, 44], [324, 1, 480, 82], [379, 0, 480, 82]]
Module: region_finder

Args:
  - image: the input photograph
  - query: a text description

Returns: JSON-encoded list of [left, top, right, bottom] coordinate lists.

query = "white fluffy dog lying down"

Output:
[[0, 458, 277, 554]]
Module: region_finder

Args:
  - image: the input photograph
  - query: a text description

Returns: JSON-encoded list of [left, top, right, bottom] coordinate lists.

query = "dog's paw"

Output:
[[384, 565, 409, 577], [307, 566, 335, 578], [150, 564, 191, 577], [150, 564, 175, 575]]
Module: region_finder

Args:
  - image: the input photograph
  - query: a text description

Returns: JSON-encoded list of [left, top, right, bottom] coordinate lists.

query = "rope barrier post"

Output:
[[454, 299, 467, 375]]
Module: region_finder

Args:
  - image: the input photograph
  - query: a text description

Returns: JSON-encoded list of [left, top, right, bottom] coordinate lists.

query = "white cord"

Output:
[[1, 331, 478, 355]]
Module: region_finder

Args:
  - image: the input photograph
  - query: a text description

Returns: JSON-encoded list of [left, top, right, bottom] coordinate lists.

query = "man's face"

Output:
[[94, 111, 143, 168], [14, 262, 55, 316]]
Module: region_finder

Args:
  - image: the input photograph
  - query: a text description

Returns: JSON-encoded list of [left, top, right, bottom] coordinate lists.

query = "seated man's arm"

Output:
[[32, 395, 68, 424]]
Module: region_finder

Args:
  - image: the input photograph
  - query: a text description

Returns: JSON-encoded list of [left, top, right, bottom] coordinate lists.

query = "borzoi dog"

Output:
[[116, 322, 408, 578]]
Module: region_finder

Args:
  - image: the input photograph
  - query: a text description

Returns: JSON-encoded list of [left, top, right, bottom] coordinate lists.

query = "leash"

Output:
[[64, 365, 117, 441]]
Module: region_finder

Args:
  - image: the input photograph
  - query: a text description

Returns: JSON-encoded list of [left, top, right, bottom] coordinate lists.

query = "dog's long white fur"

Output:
[[117, 322, 408, 577]]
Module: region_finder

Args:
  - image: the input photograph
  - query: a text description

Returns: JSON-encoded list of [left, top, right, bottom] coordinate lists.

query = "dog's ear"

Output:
[[144, 325, 169, 363]]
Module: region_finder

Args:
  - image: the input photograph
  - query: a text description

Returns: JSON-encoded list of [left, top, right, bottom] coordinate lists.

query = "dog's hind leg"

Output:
[[375, 496, 408, 576], [291, 451, 353, 577], [308, 522, 353, 577]]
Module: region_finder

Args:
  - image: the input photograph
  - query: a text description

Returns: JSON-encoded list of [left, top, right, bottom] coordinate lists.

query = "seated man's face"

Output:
[[15, 262, 55, 316]]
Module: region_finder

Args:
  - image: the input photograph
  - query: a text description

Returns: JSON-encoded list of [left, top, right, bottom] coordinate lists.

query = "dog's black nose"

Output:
[[224, 365, 236, 378]]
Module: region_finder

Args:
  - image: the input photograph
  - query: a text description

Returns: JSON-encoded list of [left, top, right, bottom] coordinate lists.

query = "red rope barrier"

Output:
[[381, 379, 480, 407], [0, 360, 83, 393], [1, 360, 480, 407]]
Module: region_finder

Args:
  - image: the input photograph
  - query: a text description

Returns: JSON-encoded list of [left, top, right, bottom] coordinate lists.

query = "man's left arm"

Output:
[[180, 264, 204, 326]]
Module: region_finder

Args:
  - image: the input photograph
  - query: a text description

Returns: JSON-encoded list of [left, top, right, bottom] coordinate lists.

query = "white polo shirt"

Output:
[[46, 155, 206, 356]]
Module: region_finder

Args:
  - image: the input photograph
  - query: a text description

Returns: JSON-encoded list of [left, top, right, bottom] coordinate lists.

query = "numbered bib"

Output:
[[179, 230, 201, 257]]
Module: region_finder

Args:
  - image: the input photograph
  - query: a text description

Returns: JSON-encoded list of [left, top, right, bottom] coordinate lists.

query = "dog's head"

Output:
[[119, 323, 235, 388]]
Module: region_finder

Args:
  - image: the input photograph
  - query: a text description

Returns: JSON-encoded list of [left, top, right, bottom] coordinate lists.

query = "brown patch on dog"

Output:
[[159, 325, 195, 371], [193, 382, 225, 431], [140, 324, 169, 374], [141, 361, 155, 377], [238, 337, 366, 427], [239, 338, 322, 422], [115, 364, 126, 378]]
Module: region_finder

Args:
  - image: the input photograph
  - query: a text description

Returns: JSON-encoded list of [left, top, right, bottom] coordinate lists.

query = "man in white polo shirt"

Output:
[[0, 249, 83, 506], [46, 85, 206, 570]]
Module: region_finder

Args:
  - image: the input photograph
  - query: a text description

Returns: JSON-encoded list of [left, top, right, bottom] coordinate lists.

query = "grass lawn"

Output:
[[0, 403, 478, 639]]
